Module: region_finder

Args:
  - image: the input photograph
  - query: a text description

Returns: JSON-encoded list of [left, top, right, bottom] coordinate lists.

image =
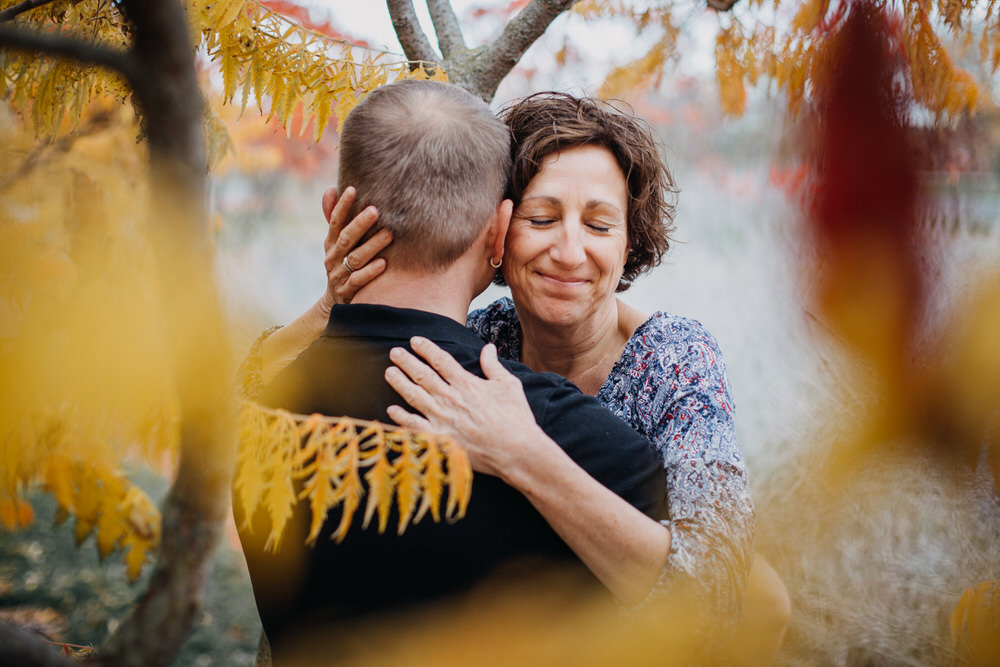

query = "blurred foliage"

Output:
[[1, 0, 446, 143], [0, 485, 261, 666], [2, 0, 1000, 664], [0, 95, 172, 583], [579, 0, 985, 118]]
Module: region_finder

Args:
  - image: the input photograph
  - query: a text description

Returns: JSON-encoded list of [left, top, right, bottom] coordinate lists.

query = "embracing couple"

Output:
[[237, 79, 789, 665]]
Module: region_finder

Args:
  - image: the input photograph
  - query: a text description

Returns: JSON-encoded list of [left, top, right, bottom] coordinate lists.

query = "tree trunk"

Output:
[[93, 1, 235, 665]]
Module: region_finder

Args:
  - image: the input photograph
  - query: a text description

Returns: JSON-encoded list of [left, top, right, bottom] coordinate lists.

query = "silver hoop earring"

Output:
[[489, 256, 502, 269]]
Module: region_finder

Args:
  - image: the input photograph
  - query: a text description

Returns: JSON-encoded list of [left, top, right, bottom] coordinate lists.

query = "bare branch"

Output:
[[427, 0, 466, 58], [0, 24, 138, 82], [455, 0, 575, 101], [488, 0, 575, 67], [386, 0, 439, 64], [0, 622, 76, 667], [0, 0, 59, 22]]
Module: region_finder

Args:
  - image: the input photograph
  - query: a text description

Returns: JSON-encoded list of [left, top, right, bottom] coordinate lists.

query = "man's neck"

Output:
[[350, 267, 475, 325]]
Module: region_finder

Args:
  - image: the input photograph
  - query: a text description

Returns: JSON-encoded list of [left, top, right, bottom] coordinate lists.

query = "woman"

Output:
[[242, 93, 788, 662]]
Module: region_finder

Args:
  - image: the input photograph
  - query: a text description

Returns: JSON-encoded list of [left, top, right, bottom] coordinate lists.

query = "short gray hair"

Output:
[[338, 80, 511, 271]]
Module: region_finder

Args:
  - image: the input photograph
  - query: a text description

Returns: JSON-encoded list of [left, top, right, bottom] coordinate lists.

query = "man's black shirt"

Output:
[[241, 304, 665, 652]]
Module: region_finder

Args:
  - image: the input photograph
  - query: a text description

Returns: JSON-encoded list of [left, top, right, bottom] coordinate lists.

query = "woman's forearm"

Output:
[[259, 297, 330, 385], [502, 431, 671, 607], [384, 339, 673, 606]]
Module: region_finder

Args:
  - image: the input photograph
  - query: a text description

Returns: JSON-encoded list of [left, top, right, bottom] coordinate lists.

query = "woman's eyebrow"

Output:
[[585, 200, 624, 215], [518, 196, 561, 206], [520, 196, 622, 214]]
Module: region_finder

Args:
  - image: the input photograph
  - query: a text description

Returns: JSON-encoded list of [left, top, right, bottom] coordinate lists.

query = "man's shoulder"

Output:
[[504, 361, 665, 518]]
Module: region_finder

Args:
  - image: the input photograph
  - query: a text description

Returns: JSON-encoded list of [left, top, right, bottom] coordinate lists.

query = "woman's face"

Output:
[[503, 145, 629, 329]]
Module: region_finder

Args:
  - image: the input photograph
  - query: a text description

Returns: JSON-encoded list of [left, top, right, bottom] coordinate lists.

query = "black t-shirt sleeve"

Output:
[[522, 372, 666, 520]]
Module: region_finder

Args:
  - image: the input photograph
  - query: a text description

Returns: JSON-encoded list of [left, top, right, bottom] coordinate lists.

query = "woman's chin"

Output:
[[525, 300, 591, 330]]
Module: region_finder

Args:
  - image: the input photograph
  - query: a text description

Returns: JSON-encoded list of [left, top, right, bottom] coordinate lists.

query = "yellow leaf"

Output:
[[393, 436, 421, 534], [443, 437, 472, 521], [300, 439, 337, 545], [330, 439, 363, 542], [95, 480, 125, 561], [74, 514, 96, 546], [0, 495, 34, 530], [264, 449, 296, 552], [220, 46, 241, 104], [121, 532, 150, 584], [311, 90, 333, 142], [363, 442, 393, 533], [211, 0, 246, 28], [43, 455, 75, 512], [415, 436, 444, 524]]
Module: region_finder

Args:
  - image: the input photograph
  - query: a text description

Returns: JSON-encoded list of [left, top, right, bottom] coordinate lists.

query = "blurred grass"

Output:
[[0, 470, 260, 666]]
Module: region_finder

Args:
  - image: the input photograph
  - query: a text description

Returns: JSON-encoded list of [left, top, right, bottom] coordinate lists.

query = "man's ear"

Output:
[[487, 199, 513, 262]]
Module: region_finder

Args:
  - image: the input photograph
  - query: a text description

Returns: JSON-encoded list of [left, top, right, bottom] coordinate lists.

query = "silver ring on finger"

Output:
[[343, 256, 357, 274]]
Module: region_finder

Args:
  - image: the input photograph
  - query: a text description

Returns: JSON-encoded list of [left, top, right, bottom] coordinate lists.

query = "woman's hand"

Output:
[[318, 186, 393, 313], [259, 187, 392, 384], [384, 336, 548, 479]]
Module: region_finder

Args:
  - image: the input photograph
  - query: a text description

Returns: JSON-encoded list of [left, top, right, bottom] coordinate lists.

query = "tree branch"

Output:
[[386, 0, 439, 64], [0, 622, 77, 667], [427, 0, 466, 58], [454, 0, 575, 101], [488, 0, 576, 69], [0, 0, 59, 22], [0, 24, 138, 83]]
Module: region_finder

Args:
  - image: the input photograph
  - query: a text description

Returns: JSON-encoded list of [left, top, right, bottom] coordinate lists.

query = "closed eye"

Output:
[[528, 219, 556, 226], [586, 223, 612, 233]]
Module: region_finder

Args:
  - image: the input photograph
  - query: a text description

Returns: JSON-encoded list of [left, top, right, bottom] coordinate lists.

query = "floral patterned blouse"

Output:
[[467, 297, 755, 636]]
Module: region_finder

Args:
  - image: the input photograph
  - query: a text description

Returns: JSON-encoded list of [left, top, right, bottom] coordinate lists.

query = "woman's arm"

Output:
[[636, 319, 755, 637], [385, 337, 671, 606], [257, 186, 392, 385]]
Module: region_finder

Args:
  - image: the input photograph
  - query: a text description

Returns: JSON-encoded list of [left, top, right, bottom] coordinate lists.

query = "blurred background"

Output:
[[2, 1, 999, 665]]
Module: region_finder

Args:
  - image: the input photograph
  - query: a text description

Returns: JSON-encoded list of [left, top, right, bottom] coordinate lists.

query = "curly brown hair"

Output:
[[495, 92, 677, 292]]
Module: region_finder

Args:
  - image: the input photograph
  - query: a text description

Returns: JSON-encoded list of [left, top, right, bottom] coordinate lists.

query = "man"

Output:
[[237, 80, 665, 663]]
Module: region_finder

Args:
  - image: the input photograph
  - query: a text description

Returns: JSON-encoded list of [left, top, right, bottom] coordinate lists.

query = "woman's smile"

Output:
[[535, 271, 590, 288]]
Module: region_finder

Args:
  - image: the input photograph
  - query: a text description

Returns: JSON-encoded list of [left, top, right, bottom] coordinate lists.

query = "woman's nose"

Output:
[[549, 221, 586, 267]]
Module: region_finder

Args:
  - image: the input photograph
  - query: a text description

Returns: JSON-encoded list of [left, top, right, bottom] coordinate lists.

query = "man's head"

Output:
[[338, 80, 511, 272]]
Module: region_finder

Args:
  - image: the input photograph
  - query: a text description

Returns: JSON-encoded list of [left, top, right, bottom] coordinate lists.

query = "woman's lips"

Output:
[[536, 272, 588, 288]]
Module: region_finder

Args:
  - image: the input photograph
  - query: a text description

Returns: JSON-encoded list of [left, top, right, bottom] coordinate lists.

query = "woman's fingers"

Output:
[[386, 405, 431, 431], [323, 186, 354, 254], [343, 224, 392, 270], [321, 185, 339, 227], [388, 346, 453, 394], [336, 256, 387, 301], [331, 205, 379, 263], [479, 343, 514, 382], [409, 336, 476, 385], [384, 365, 438, 416], [320, 198, 392, 304]]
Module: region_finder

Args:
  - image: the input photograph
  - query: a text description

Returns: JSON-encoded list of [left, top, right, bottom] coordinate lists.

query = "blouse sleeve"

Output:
[[635, 319, 755, 641], [235, 325, 283, 401]]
